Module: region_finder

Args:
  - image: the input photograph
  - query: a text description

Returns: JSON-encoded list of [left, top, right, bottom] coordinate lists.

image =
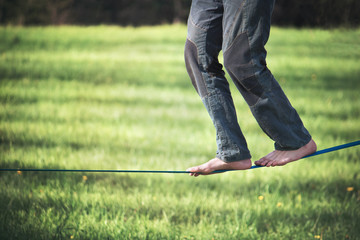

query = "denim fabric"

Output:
[[184, 0, 312, 162]]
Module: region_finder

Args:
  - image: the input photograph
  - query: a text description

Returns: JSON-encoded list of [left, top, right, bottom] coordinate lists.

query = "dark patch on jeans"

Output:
[[223, 32, 264, 106], [184, 39, 208, 97], [235, 75, 263, 106]]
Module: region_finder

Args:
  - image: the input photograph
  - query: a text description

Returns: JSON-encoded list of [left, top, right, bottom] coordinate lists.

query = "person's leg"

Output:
[[184, 0, 252, 176], [220, 0, 316, 167]]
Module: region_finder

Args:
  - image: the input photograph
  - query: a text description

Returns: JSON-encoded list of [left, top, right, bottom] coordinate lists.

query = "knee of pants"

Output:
[[184, 39, 208, 97], [223, 33, 265, 106]]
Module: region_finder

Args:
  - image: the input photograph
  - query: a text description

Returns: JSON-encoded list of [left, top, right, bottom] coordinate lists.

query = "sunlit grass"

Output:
[[0, 25, 359, 239]]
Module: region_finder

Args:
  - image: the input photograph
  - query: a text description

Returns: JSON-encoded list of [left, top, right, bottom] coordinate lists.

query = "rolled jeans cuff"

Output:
[[216, 151, 252, 162]]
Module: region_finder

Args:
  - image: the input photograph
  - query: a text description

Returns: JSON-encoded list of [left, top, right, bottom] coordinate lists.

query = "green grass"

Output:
[[1, 25, 360, 239]]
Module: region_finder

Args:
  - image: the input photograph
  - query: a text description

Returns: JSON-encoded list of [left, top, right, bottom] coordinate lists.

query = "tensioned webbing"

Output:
[[0, 140, 359, 174]]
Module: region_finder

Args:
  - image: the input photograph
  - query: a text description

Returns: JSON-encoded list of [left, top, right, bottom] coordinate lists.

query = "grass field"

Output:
[[0, 25, 360, 239]]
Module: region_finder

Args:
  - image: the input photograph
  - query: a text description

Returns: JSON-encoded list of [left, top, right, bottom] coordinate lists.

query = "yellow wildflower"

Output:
[[82, 175, 88, 181], [258, 195, 264, 201], [347, 187, 354, 192]]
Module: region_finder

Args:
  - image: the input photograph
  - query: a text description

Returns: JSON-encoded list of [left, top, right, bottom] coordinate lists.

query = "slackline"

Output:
[[1, 140, 359, 174]]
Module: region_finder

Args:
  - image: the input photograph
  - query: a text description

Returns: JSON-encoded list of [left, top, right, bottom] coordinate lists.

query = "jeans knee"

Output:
[[184, 39, 208, 97], [223, 32, 264, 106]]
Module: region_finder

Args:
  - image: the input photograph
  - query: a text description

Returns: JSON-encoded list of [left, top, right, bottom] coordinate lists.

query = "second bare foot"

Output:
[[255, 139, 317, 167]]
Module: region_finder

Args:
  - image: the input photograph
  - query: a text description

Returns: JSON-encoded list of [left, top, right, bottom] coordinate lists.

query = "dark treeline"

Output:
[[1, 0, 359, 27]]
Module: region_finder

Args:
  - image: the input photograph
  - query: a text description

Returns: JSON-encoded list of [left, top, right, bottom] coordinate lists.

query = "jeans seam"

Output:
[[223, 31, 257, 82], [223, 30, 248, 54], [223, 0, 247, 42], [186, 37, 211, 99], [228, 68, 263, 107], [189, 15, 209, 32], [223, 0, 257, 70]]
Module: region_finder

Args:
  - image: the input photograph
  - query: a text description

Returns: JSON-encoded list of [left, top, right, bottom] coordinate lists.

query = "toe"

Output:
[[187, 167, 199, 176], [254, 159, 264, 166], [257, 158, 269, 166], [266, 160, 275, 167]]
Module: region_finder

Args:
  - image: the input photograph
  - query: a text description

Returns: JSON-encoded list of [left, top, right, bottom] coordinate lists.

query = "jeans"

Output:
[[184, 0, 312, 162]]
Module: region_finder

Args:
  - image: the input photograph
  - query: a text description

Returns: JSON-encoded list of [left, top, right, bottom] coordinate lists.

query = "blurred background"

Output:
[[1, 0, 360, 239], [1, 0, 360, 27]]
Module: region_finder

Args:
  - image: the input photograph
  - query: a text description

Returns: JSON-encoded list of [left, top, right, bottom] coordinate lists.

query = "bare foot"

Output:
[[186, 158, 252, 177], [255, 139, 317, 167]]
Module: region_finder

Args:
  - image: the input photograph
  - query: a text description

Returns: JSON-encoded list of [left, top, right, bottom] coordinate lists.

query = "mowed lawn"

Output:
[[0, 25, 359, 239]]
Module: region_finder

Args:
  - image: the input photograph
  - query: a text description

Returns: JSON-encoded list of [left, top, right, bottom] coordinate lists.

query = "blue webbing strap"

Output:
[[1, 140, 359, 174]]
